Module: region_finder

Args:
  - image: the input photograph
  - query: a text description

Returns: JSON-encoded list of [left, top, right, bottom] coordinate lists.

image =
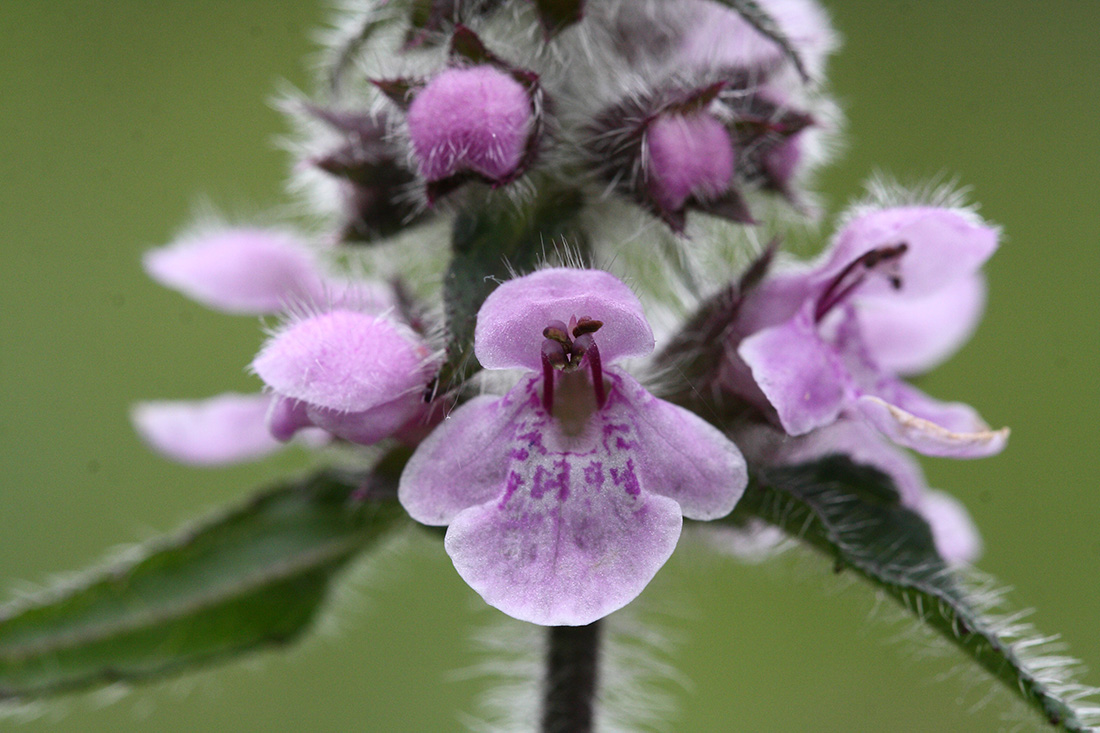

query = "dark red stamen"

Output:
[[814, 243, 908, 322], [540, 315, 606, 413], [586, 341, 606, 408], [541, 346, 557, 413]]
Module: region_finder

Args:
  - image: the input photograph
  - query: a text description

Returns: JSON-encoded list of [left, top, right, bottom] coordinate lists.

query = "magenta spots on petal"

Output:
[[498, 471, 525, 509], [517, 429, 548, 454], [407, 65, 533, 183], [584, 461, 605, 490], [532, 458, 571, 501], [610, 458, 641, 497], [511, 447, 530, 461], [602, 421, 636, 452]]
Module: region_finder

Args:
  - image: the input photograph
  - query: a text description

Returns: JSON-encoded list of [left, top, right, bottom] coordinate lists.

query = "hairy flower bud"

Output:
[[407, 64, 535, 187], [645, 112, 735, 214]]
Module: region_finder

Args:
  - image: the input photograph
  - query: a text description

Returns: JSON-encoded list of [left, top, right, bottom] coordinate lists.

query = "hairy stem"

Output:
[[540, 622, 601, 733]]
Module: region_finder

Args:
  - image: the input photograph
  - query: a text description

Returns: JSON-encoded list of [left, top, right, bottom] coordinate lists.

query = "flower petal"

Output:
[[475, 268, 655, 372], [306, 394, 425, 447], [738, 305, 847, 435], [266, 395, 314, 442], [612, 372, 746, 519], [856, 393, 1009, 458], [645, 112, 735, 213], [856, 274, 987, 376], [444, 472, 682, 626], [252, 309, 431, 413], [822, 207, 998, 298], [399, 390, 533, 525], [143, 228, 324, 314], [678, 0, 837, 79], [920, 489, 982, 565], [131, 393, 283, 465]]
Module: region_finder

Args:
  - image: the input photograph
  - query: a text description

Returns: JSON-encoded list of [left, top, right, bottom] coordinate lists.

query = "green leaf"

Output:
[[0, 470, 406, 701], [434, 185, 587, 397], [728, 456, 1099, 732]]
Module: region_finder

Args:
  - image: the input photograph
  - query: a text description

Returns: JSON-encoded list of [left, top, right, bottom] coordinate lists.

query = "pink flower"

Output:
[[727, 206, 1009, 458], [399, 268, 747, 625], [134, 227, 406, 465]]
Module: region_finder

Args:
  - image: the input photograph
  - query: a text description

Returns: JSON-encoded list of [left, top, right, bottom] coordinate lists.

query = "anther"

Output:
[[814, 242, 909, 322], [571, 317, 603, 338]]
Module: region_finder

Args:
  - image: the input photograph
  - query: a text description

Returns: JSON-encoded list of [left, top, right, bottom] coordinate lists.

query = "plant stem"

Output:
[[540, 621, 601, 733]]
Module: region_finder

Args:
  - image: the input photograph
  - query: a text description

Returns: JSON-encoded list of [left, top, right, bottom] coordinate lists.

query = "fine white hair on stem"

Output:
[[456, 604, 688, 733]]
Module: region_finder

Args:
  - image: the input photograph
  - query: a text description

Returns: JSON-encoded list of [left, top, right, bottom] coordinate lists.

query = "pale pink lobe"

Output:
[[399, 394, 523, 525], [132, 393, 283, 466], [305, 397, 427, 446], [920, 489, 982, 565], [645, 112, 734, 213], [616, 372, 746, 519], [266, 395, 315, 442], [252, 309, 430, 413], [856, 393, 1009, 459], [407, 65, 533, 182], [738, 302, 847, 436], [143, 228, 324, 314], [445, 488, 682, 626], [820, 207, 998, 299], [475, 268, 654, 372], [856, 274, 987, 376]]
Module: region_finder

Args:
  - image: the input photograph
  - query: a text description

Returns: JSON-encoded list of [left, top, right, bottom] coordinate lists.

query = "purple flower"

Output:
[[407, 64, 535, 186], [399, 268, 747, 626], [729, 206, 1009, 458], [252, 309, 436, 446], [134, 227, 405, 465], [585, 80, 811, 232]]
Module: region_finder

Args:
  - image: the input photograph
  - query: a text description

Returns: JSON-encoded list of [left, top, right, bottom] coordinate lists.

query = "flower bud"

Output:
[[645, 112, 735, 214], [407, 64, 534, 186]]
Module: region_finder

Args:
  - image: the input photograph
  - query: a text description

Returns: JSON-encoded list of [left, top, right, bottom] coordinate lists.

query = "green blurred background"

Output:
[[1, 2, 1097, 730]]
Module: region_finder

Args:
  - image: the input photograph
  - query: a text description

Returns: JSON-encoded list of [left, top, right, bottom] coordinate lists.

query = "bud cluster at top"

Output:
[[289, 0, 836, 245]]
